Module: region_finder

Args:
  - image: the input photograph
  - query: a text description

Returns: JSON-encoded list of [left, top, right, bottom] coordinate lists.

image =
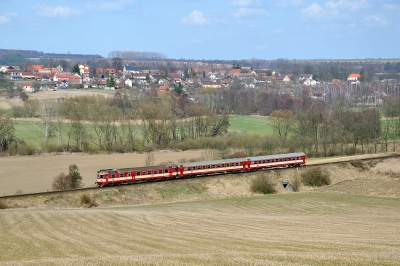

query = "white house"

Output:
[[23, 84, 35, 92], [303, 78, 317, 86], [347, 73, 361, 81], [0, 66, 7, 73], [124, 78, 133, 87]]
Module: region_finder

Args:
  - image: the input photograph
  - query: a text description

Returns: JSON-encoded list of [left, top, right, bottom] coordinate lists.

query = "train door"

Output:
[[168, 167, 175, 178], [242, 159, 251, 171]]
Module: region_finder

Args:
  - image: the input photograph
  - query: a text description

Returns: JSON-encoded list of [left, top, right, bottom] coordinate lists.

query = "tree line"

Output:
[[2, 90, 229, 154]]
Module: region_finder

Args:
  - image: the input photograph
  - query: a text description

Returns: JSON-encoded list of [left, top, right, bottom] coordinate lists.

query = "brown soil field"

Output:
[[0, 150, 207, 197], [26, 89, 114, 101]]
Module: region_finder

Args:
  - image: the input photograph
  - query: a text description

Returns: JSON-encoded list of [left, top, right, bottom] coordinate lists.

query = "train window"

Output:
[[142, 171, 146, 175], [111, 174, 115, 178], [136, 172, 140, 176]]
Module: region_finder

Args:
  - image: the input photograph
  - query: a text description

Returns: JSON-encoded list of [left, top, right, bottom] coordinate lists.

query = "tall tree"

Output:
[[269, 109, 295, 140], [111, 57, 124, 73], [72, 64, 80, 74]]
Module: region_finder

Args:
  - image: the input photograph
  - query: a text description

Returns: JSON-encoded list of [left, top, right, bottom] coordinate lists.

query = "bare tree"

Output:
[[111, 57, 124, 73], [30, 100, 57, 143], [269, 109, 295, 140]]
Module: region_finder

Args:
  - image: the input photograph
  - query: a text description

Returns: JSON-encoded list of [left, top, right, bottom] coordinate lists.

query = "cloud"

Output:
[[276, 0, 303, 8], [0, 13, 17, 25], [86, 0, 134, 11], [301, 0, 369, 18], [364, 14, 388, 27], [181, 10, 224, 26], [0, 16, 10, 24], [383, 4, 400, 11], [233, 7, 269, 18], [271, 28, 287, 34], [191, 39, 204, 44], [33, 4, 82, 17], [230, 0, 261, 6], [301, 3, 323, 17]]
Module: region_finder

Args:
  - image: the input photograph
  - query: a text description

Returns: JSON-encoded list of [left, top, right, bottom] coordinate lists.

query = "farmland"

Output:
[[1, 192, 399, 265], [1, 152, 400, 265]]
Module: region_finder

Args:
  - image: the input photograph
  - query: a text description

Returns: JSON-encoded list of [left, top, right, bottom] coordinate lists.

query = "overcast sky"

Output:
[[0, 0, 399, 60]]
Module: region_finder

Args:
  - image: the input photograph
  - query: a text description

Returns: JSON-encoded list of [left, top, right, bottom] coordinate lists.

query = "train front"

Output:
[[95, 169, 109, 187]]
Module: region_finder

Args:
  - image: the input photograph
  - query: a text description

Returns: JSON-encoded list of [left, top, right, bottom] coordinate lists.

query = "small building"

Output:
[[347, 73, 361, 81]]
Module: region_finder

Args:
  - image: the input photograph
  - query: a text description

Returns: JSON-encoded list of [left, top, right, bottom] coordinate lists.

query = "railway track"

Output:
[[1, 152, 398, 200]]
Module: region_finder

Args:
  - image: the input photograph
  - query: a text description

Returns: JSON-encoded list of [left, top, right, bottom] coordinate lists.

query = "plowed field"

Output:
[[1, 193, 399, 265]]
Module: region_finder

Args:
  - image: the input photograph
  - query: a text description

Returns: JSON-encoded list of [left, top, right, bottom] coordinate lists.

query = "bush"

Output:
[[227, 150, 247, 158], [290, 173, 302, 192], [11, 105, 28, 118], [250, 174, 276, 194], [79, 193, 97, 208], [301, 167, 331, 187], [52, 164, 83, 191], [145, 152, 155, 166], [17, 141, 36, 155], [350, 160, 368, 170], [68, 164, 83, 189], [52, 173, 71, 191], [0, 199, 9, 209]]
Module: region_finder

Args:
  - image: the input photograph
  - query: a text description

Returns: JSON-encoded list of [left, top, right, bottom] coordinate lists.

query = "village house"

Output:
[[157, 85, 169, 93], [78, 64, 90, 76], [123, 65, 139, 75], [347, 73, 361, 81], [23, 83, 36, 92], [96, 68, 116, 76], [168, 72, 182, 83], [276, 74, 293, 83], [124, 78, 133, 87], [302, 78, 317, 86]]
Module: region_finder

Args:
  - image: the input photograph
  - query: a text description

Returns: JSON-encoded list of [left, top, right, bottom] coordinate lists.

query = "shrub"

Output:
[[51, 164, 83, 191], [11, 105, 28, 118], [301, 167, 331, 187], [0, 199, 9, 209], [250, 174, 276, 194], [290, 173, 302, 192], [68, 164, 83, 189], [350, 160, 368, 170], [52, 173, 71, 191], [79, 193, 97, 208], [17, 142, 36, 155], [227, 150, 247, 158], [145, 152, 155, 166]]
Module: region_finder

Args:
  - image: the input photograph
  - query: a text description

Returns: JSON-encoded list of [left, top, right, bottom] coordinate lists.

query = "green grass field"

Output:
[[13, 120, 142, 148], [12, 115, 275, 148], [228, 115, 274, 135]]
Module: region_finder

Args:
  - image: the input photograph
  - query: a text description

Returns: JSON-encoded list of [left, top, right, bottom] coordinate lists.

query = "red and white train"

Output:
[[95, 152, 306, 187]]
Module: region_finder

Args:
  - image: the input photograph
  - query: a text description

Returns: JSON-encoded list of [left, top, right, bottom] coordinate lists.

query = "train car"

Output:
[[95, 152, 306, 187]]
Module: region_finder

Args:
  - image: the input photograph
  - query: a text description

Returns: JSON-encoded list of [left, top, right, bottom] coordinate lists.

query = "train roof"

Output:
[[98, 152, 305, 173], [180, 152, 305, 167]]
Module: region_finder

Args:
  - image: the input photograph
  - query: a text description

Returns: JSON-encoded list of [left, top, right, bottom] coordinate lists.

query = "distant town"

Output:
[[1, 49, 399, 104]]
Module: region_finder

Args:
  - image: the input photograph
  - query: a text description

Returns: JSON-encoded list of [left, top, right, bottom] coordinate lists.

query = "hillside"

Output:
[[1, 153, 399, 209]]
